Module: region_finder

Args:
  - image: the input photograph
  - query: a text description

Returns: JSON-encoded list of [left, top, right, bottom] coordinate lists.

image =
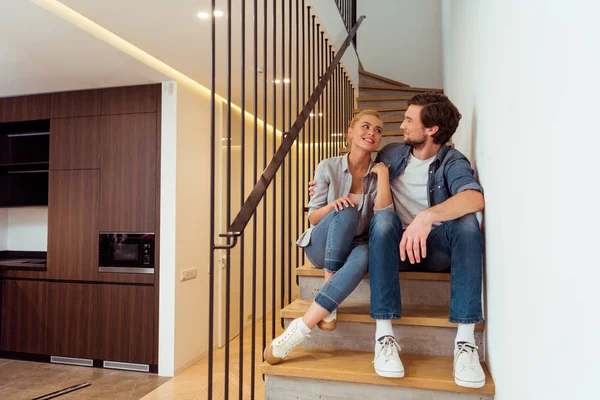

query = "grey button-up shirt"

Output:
[[297, 154, 378, 247]]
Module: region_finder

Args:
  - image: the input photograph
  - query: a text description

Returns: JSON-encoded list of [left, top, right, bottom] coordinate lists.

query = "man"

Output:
[[310, 93, 486, 388]]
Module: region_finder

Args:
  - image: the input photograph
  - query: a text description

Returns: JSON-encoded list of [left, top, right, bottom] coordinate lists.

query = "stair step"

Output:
[[358, 96, 413, 102], [359, 69, 410, 87], [354, 106, 408, 113], [357, 96, 411, 109], [360, 85, 443, 98], [282, 299, 482, 330], [297, 263, 450, 281], [360, 84, 444, 93], [261, 348, 495, 397], [298, 263, 451, 307]]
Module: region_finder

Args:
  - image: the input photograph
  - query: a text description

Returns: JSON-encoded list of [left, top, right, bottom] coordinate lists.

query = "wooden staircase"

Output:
[[260, 70, 494, 399]]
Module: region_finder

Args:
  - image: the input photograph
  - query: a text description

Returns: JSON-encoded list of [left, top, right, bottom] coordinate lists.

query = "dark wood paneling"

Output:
[[46, 282, 96, 358], [100, 113, 156, 232], [102, 85, 158, 115], [1, 280, 47, 354], [97, 284, 154, 364], [98, 273, 154, 285], [50, 90, 102, 118], [47, 170, 100, 281], [50, 117, 101, 170], [0, 94, 51, 123]]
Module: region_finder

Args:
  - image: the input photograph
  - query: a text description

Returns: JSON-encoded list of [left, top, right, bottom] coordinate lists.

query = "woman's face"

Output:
[[348, 115, 383, 153]]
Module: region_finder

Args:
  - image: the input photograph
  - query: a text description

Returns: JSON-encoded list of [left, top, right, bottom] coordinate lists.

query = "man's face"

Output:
[[401, 104, 428, 147]]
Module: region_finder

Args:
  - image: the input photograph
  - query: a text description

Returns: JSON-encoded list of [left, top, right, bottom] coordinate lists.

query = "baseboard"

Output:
[[174, 351, 207, 375]]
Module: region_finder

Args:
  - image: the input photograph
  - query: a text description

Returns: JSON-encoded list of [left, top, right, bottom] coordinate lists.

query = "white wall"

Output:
[[2, 208, 48, 251], [357, 0, 443, 88], [442, 1, 600, 399]]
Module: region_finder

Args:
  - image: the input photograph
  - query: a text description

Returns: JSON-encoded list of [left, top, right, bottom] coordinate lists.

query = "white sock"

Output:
[[297, 318, 312, 335], [375, 320, 394, 341], [455, 323, 475, 348]]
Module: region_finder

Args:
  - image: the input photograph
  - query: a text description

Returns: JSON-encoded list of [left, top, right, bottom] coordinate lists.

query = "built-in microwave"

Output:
[[99, 232, 155, 274]]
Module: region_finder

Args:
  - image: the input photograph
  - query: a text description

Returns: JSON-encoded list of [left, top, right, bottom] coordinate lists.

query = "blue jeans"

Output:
[[304, 207, 368, 313], [368, 209, 483, 324]]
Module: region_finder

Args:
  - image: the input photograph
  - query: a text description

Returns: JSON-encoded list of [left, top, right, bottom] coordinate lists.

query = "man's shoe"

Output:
[[373, 335, 404, 378], [263, 318, 310, 365], [317, 309, 337, 331], [453, 342, 486, 388]]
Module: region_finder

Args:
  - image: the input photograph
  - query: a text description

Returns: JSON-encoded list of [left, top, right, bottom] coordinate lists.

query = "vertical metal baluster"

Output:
[[311, 14, 316, 178], [261, 0, 268, 362], [295, 0, 300, 287], [329, 45, 333, 158], [271, 0, 277, 341], [320, 31, 325, 162], [325, 38, 329, 159], [208, 0, 217, 397], [239, 0, 246, 397], [287, 0, 293, 307], [225, 0, 232, 398], [301, 1, 307, 266], [251, 0, 258, 396], [317, 26, 321, 164], [280, 0, 286, 322]]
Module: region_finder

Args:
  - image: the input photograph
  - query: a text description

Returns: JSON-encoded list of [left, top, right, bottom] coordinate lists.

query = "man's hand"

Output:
[[399, 211, 434, 264], [308, 180, 317, 197]]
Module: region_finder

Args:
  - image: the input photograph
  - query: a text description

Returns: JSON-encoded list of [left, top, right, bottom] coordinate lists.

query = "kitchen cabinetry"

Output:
[[51, 89, 102, 119], [102, 85, 157, 115], [49, 117, 101, 170], [0, 279, 47, 354], [100, 113, 156, 232], [46, 282, 96, 359], [46, 170, 100, 281], [96, 284, 154, 364], [0, 94, 50, 123]]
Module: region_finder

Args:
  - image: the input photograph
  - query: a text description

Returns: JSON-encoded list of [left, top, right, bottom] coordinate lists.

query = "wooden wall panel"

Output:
[[96, 284, 154, 364], [50, 117, 101, 170], [47, 170, 99, 281], [0, 94, 51, 123], [100, 113, 156, 232], [0, 280, 47, 354], [102, 85, 158, 115], [46, 282, 96, 359], [51, 90, 102, 118]]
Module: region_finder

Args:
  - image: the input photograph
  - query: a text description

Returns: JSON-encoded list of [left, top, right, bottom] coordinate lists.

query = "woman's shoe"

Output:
[[263, 318, 310, 365], [317, 309, 337, 331]]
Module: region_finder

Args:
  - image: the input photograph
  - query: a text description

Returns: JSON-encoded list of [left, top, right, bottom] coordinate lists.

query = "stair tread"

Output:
[[383, 130, 404, 136], [282, 299, 484, 330], [261, 348, 495, 395], [360, 84, 444, 93], [297, 263, 450, 281], [359, 69, 411, 87], [354, 106, 408, 112], [358, 96, 412, 102]]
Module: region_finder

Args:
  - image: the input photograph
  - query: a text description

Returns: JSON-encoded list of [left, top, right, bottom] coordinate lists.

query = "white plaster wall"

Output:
[[6, 207, 48, 251], [442, 1, 600, 399], [357, 0, 443, 88], [0, 209, 7, 250]]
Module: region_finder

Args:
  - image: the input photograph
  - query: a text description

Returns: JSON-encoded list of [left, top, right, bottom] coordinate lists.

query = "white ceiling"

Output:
[[0, 0, 168, 97]]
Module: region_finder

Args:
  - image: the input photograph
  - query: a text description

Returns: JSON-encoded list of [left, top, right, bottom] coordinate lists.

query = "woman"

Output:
[[264, 109, 388, 365]]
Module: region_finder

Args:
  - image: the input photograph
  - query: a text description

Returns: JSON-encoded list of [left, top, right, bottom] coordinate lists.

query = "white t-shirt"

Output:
[[391, 153, 437, 229]]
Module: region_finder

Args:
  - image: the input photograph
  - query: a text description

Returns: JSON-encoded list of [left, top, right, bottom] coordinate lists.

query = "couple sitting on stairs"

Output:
[[264, 93, 486, 389]]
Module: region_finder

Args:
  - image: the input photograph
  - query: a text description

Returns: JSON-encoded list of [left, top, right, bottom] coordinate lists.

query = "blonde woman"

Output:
[[264, 110, 389, 365]]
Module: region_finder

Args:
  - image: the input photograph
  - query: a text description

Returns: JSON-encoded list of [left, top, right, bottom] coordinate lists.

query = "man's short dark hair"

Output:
[[408, 93, 462, 145]]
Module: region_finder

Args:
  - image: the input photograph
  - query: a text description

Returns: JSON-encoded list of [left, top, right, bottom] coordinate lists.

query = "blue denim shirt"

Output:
[[375, 143, 483, 208]]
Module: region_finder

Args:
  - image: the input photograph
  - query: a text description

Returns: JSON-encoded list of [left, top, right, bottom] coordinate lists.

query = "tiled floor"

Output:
[[0, 358, 170, 399]]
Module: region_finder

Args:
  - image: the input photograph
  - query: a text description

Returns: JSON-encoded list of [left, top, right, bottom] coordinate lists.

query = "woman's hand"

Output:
[[330, 197, 357, 211], [371, 162, 390, 178]]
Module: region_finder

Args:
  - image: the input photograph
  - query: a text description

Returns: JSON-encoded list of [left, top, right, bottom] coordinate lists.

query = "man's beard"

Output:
[[403, 134, 426, 147]]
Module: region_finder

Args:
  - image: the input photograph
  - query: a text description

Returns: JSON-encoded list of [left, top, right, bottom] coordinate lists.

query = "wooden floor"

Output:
[[142, 315, 282, 400]]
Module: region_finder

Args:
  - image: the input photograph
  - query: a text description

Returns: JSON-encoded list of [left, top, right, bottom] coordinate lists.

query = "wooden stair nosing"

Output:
[[261, 348, 495, 395], [359, 69, 410, 87], [383, 130, 404, 137], [354, 106, 408, 113], [297, 264, 450, 281], [281, 299, 484, 330], [360, 84, 444, 93], [358, 96, 412, 102]]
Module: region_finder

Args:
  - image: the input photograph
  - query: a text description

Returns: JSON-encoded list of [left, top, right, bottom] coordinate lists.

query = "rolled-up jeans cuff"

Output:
[[449, 315, 483, 324], [314, 293, 338, 313], [370, 312, 400, 320]]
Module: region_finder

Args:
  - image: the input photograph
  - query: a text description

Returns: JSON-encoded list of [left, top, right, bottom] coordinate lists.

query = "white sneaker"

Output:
[[373, 335, 405, 378], [453, 342, 486, 388], [317, 309, 337, 331], [263, 318, 310, 365]]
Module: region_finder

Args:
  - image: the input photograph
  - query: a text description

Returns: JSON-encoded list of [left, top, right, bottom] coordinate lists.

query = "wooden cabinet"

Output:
[[47, 170, 100, 281], [100, 113, 156, 232], [96, 284, 154, 364], [0, 94, 51, 123], [46, 282, 96, 359], [0, 280, 47, 354], [102, 85, 158, 115], [50, 117, 101, 170], [51, 90, 102, 119]]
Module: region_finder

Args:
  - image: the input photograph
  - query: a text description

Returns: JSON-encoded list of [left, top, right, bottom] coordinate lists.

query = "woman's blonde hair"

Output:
[[347, 109, 383, 146]]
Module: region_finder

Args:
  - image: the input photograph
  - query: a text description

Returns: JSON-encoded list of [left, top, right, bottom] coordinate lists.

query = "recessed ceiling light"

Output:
[[319, 113, 323, 117], [273, 79, 281, 84], [283, 78, 290, 84], [213, 10, 224, 17], [197, 12, 209, 19], [309, 113, 315, 117]]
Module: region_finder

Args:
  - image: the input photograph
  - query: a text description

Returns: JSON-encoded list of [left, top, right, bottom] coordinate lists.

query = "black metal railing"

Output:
[[335, 0, 358, 47], [208, 1, 361, 398]]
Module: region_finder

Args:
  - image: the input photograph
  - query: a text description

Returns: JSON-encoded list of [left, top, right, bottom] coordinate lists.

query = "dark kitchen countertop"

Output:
[[0, 251, 47, 271]]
